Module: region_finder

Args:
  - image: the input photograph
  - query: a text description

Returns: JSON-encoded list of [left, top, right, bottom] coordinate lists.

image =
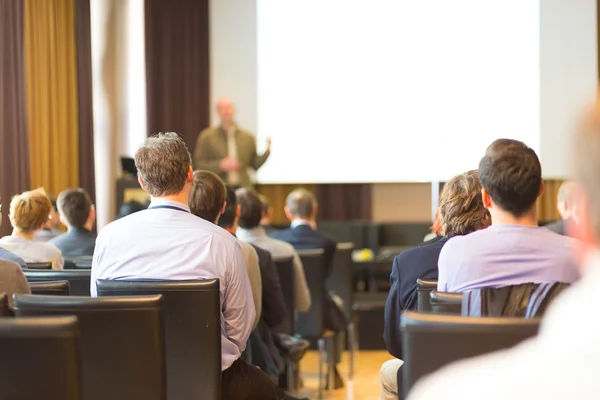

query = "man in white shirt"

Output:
[[408, 100, 600, 400], [92, 132, 304, 400]]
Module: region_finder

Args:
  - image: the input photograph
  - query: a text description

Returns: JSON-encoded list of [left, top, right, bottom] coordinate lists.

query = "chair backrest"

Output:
[[326, 242, 355, 318], [24, 270, 91, 296], [295, 248, 326, 338], [0, 293, 9, 316], [416, 278, 437, 312], [273, 255, 295, 334], [401, 311, 539, 397], [0, 316, 81, 400], [29, 280, 70, 296], [26, 262, 52, 270], [429, 291, 462, 315], [96, 279, 221, 400], [14, 295, 165, 400], [64, 257, 93, 270]]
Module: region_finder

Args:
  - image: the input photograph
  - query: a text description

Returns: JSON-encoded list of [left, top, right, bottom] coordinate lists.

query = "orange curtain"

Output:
[[24, 0, 79, 196]]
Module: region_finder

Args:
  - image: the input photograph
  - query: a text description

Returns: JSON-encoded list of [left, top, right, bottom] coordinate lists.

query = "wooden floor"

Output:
[[299, 350, 391, 400]]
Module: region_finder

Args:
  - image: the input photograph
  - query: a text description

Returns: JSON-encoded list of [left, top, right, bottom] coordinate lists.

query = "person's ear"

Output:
[[538, 180, 545, 197], [138, 175, 148, 191], [284, 206, 293, 221], [313, 203, 318, 219], [187, 166, 194, 183], [220, 202, 227, 216], [481, 188, 492, 209], [59, 214, 68, 226], [88, 206, 96, 223], [236, 204, 241, 218]]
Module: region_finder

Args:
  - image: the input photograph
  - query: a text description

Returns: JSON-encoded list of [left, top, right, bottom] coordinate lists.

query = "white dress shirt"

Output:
[[91, 199, 255, 370], [409, 249, 600, 400], [0, 236, 64, 269], [237, 226, 311, 312]]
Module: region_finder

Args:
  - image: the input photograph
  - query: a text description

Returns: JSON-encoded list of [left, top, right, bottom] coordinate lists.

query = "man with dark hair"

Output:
[[49, 188, 96, 257], [92, 133, 302, 400], [437, 139, 581, 292], [237, 188, 311, 314], [258, 193, 278, 234], [189, 171, 262, 329]]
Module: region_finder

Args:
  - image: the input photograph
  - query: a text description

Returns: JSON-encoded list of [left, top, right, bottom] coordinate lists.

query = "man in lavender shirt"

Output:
[[92, 133, 303, 400], [438, 139, 581, 292]]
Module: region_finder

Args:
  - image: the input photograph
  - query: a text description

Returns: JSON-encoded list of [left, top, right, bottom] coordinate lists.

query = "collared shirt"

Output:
[[0, 236, 64, 270], [438, 225, 581, 292], [409, 249, 600, 400], [237, 226, 311, 312], [226, 128, 239, 186], [290, 220, 310, 229], [91, 199, 255, 370]]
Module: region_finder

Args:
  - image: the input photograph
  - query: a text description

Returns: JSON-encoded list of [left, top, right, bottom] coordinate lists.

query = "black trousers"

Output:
[[222, 358, 286, 400]]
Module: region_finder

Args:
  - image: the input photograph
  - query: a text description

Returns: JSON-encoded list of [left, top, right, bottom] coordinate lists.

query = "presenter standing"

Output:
[[194, 98, 271, 188]]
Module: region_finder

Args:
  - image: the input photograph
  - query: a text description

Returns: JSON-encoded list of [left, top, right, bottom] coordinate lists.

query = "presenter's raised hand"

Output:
[[266, 138, 272, 150]]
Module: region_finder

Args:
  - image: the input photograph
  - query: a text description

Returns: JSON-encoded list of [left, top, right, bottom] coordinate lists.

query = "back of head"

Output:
[[258, 193, 270, 216], [57, 189, 92, 228], [478, 139, 542, 217], [135, 132, 192, 197], [573, 98, 600, 241], [218, 187, 237, 229], [236, 189, 263, 229], [189, 170, 226, 223], [286, 188, 317, 219], [557, 181, 577, 219], [10, 189, 52, 234], [439, 170, 490, 236]]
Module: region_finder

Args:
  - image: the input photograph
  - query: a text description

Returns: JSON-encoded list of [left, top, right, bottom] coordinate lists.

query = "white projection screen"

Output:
[[211, 0, 597, 184]]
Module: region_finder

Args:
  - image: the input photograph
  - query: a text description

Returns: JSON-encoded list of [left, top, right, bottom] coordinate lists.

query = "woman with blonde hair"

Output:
[[0, 189, 64, 269]]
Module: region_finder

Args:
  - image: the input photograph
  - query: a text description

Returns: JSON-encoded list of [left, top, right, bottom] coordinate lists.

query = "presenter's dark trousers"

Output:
[[222, 358, 287, 400]]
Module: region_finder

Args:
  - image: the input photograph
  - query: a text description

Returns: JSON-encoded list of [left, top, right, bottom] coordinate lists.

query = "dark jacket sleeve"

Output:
[[384, 255, 403, 359], [255, 247, 287, 328], [323, 238, 337, 279]]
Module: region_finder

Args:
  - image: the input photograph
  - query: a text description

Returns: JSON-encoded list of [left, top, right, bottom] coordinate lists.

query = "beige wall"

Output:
[[372, 183, 432, 222]]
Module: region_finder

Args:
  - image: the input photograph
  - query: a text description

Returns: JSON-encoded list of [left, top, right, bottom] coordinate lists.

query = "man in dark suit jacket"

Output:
[[270, 188, 347, 388], [49, 189, 96, 257], [381, 170, 491, 400]]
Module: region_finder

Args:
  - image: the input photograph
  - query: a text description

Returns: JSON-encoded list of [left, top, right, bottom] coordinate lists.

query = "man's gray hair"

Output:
[[286, 188, 317, 219], [135, 132, 192, 197]]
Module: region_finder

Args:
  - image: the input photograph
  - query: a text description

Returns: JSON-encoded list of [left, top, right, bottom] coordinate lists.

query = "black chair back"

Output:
[[24, 270, 91, 296], [416, 278, 437, 312], [29, 280, 70, 296], [296, 249, 326, 338], [401, 311, 539, 397], [326, 242, 355, 318], [64, 257, 93, 270], [14, 295, 165, 400], [273, 255, 295, 334], [25, 262, 52, 270], [96, 279, 221, 400], [430, 291, 462, 315], [0, 316, 81, 399], [0, 293, 9, 316]]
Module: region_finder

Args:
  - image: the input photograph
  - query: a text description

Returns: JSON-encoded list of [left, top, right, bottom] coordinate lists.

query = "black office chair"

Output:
[[400, 311, 539, 397], [25, 262, 52, 270], [325, 242, 356, 377], [96, 279, 221, 400], [0, 293, 9, 316], [14, 294, 165, 400], [416, 278, 438, 312], [429, 291, 462, 315], [0, 316, 81, 399], [24, 269, 91, 296], [296, 248, 333, 399], [64, 256, 93, 270], [29, 280, 70, 296]]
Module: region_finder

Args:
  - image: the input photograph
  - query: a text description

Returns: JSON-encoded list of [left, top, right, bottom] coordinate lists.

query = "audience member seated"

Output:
[[237, 189, 311, 314], [0, 199, 27, 269], [49, 188, 96, 257], [407, 92, 600, 400], [270, 188, 347, 387], [0, 189, 64, 269], [423, 210, 442, 242], [381, 170, 490, 400], [91, 132, 305, 400], [189, 171, 262, 329], [33, 195, 61, 242], [117, 200, 147, 218], [545, 181, 577, 236], [437, 139, 581, 293], [259, 193, 279, 234]]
